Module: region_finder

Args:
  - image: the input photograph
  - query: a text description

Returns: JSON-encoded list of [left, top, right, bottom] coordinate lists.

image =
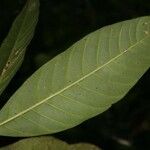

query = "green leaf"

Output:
[[69, 143, 101, 150], [0, 16, 149, 137], [0, 0, 39, 95], [0, 136, 101, 150], [0, 137, 68, 150]]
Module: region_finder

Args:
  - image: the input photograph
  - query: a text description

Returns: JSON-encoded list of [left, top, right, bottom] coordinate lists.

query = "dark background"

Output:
[[0, 0, 150, 149]]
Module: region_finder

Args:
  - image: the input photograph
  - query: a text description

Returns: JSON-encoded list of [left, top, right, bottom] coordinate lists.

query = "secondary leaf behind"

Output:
[[0, 0, 39, 95], [0, 136, 101, 150]]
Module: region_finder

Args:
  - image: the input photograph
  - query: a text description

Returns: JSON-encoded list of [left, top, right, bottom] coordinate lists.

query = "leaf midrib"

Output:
[[0, 34, 149, 126]]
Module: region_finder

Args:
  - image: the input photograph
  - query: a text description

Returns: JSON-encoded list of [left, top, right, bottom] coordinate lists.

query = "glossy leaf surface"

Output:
[[0, 0, 39, 95], [0, 16, 149, 136]]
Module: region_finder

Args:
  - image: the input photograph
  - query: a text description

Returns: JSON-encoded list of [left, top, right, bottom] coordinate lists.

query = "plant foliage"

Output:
[[0, 136, 101, 150], [0, 0, 39, 95], [0, 12, 149, 136]]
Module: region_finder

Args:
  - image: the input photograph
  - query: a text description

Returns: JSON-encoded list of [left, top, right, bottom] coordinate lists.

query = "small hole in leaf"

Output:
[[6, 61, 11, 67]]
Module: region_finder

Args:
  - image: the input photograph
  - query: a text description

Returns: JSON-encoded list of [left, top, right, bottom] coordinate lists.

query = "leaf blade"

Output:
[[0, 0, 39, 95], [0, 16, 149, 136], [0, 136, 101, 150]]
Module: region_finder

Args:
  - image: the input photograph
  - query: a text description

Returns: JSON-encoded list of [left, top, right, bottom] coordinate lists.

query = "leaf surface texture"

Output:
[[0, 16, 149, 136]]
